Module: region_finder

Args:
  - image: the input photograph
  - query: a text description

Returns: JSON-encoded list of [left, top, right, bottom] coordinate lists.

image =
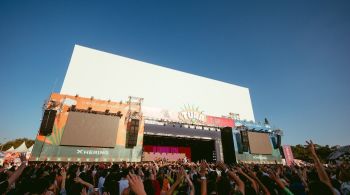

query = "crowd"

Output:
[[0, 140, 349, 195]]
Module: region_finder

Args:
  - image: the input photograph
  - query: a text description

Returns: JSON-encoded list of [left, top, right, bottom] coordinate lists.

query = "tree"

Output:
[[0, 138, 35, 151], [291, 144, 336, 163]]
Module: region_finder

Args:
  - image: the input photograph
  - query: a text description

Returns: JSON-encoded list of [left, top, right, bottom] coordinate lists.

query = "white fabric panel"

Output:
[[61, 45, 255, 121]]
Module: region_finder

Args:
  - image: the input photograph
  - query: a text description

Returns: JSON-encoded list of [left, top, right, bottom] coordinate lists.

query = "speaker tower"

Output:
[[39, 110, 57, 136], [126, 119, 140, 148], [220, 127, 236, 164]]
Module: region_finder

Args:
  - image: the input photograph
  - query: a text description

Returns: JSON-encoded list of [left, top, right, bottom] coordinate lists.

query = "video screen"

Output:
[[60, 112, 119, 148], [247, 132, 273, 154]]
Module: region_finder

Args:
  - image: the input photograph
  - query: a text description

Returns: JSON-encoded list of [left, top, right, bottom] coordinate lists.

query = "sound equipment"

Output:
[[271, 136, 277, 149], [126, 119, 140, 148], [241, 130, 249, 152], [235, 133, 243, 153], [220, 127, 236, 164], [39, 109, 57, 136], [212, 150, 217, 161], [276, 135, 281, 148]]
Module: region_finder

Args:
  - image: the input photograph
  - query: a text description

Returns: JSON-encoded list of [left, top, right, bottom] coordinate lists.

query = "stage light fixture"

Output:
[[116, 111, 123, 117], [71, 105, 76, 111], [88, 107, 92, 112], [105, 109, 110, 114]]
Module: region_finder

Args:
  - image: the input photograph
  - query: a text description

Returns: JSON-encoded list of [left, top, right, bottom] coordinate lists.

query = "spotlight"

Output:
[[105, 109, 110, 115]]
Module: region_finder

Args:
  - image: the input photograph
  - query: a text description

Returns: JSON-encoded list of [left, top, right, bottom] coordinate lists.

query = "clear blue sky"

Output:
[[0, 1, 349, 146]]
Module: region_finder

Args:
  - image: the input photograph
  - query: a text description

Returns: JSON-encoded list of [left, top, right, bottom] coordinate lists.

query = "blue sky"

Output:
[[0, 1, 349, 146]]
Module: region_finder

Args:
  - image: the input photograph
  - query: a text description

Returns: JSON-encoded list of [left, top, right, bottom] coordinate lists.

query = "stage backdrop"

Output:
[[61, 45, 255, 122], [30, 93, 144, 162], [143, 145, 191, 161]]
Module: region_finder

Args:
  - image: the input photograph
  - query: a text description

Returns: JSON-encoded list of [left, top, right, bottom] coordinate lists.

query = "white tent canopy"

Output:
[[13, 142, 28, 153], [27, 145, 33, 152], [5, 146, 15, 152]]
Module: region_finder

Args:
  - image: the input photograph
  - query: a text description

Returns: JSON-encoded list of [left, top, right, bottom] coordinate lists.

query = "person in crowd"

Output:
[[98, 169, 107, 195], [1, 140, 350, 195], [339, 163, 350, 195], [119, 168, 130, 195]]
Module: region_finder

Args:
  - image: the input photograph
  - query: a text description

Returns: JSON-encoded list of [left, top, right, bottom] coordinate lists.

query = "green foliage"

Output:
[[291, 144, 312, 162], [0, 138, 35, 151], [291, 144, 336, 163]]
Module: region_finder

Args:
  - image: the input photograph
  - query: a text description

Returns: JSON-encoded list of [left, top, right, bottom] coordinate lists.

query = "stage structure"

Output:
[[30, 93, 144, 162], [30, 45, 283, 163]]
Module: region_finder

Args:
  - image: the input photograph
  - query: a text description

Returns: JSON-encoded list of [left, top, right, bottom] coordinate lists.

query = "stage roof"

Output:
[[144, 124, 221, 139]]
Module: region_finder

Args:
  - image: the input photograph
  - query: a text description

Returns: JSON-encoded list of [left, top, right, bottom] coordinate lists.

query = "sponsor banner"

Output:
[[30, 141, 142, 162], [206, 115, 235, 127], [282, 145, 294, 166], [143, 106, 235, 127], [235, 153, 282, 164]]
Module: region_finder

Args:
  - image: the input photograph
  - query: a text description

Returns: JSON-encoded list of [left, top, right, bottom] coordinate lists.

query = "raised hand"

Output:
[[236, 167, 244, 174], [74, 177, 83, 183], [127, 173, 147, 195], [61, 168, 66, 179], [177, 168, 185, 182], [267, 170, 279, 181], [183, 168, 190, 180], [276, 166, 282, 178], [216, 161, 228, 172], [306, 140, 335, 193], [306, 140, 317, 157], [199, 160, 208, 176], [247, 168, 257, 179]]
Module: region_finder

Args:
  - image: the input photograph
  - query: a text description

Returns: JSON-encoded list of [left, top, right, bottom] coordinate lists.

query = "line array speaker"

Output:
[[220, 127, 236, 164], [126, 119, 140, 148], [241, 130, 249, 152], [277, 135, 281, 148], [39, 110, 57, 136]]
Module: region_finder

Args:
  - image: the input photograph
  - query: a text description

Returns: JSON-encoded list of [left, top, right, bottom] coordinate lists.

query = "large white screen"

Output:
[[61, 45, 255, 121]]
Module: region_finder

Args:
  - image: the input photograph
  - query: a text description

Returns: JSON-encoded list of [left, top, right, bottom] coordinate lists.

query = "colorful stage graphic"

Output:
[[30, 93, 144, 162]]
